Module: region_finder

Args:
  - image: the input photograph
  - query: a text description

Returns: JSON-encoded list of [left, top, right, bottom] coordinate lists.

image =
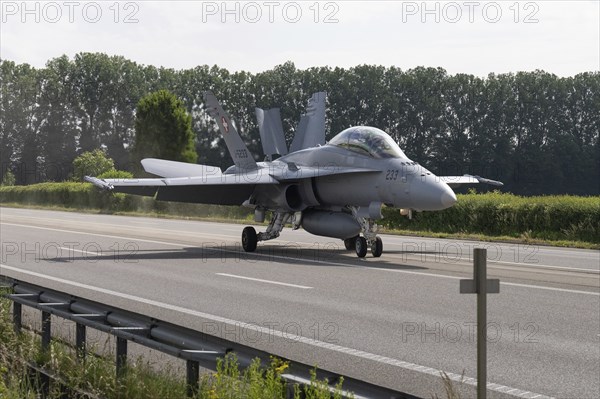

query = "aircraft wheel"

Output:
[[242, 226, 257, 252], [371, 237, 383, 258], [344, 236, 358, 250], [355, 236, 368, 258]]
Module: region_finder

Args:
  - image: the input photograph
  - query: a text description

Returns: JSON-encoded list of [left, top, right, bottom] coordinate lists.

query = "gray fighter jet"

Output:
[[86, 91, 502, 258]]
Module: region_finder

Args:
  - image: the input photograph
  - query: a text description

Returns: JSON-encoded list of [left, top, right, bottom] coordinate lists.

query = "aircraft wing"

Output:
[[84, 172, 278, 206], [438, 175, 504, 188]]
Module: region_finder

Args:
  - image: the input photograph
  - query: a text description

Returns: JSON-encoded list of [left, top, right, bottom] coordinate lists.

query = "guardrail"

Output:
[[1, 277, 417, 399]]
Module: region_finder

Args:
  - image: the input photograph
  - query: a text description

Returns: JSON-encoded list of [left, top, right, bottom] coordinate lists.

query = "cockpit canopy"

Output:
[[328, 126, 408, 159]]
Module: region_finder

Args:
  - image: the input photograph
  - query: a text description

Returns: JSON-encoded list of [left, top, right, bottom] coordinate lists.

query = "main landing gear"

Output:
[[241, 212, 292, 252], [349, 235, 383, 258], [344, 209, 383, 258]]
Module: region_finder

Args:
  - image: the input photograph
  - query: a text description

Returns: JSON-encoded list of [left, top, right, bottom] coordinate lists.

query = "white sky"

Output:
[[1, 1, 598, 76]]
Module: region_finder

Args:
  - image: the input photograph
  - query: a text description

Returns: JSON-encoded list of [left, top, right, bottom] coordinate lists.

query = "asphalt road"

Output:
[[1, 207, 598, 399]]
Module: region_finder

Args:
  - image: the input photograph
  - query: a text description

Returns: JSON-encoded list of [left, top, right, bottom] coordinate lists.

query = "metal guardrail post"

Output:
[[41, 311, 52, 351], [116, 337, 128, 380], [186, 360, 200, 397], [76, 323, 86, 361], [13, 301, 22, 333], [40, 311, 52, 398]]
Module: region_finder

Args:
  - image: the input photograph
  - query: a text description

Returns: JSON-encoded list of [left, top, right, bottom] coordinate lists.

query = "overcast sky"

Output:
[[1, 1, 598, 76]]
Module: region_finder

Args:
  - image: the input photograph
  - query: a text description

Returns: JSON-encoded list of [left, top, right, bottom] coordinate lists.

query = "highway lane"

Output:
[[1, 207, 598, 398]]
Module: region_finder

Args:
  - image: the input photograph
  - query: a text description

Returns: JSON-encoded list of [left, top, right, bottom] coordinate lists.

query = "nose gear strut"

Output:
[[348, 207, 383, 258]]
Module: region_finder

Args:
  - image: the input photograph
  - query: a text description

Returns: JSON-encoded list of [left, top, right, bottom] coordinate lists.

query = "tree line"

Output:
[[1, 52, 598, 195]]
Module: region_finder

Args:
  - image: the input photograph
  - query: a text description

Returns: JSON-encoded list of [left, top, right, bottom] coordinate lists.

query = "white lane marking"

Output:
[[397, 254, 599, 274], [380, 233, 599, 255], [498, 282, 600, 296], [58, 246, 100, 257], [3, 222, 599, 296], [1, 216, 236, 240], [216, 273, 312, 289], [0, 264, 554, 399], [367, 267, 600, 296], [1, 222, 193, 248]]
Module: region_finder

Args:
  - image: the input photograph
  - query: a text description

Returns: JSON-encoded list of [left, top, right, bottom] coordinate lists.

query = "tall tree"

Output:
[[132, 90, 197, 164], [0, 61, 43, 184], [38, 55, 78, 181]]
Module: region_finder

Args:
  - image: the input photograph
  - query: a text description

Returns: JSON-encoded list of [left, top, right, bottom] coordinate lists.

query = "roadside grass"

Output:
[[0, 293, 351, 398]]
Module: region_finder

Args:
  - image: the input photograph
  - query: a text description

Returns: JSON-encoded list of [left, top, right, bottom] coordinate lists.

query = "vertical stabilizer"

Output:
[[290, 92, 326, 153], [204, 91, 257, 170], [256, 107, 288, 158]]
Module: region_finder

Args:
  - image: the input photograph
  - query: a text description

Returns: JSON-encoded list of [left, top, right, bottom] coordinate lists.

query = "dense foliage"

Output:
[[381, 191, 600, 243], [0, 53, 598, 194], [1, 183, 597, 244], [133, 90, 197, 164], [71, 149, 115, 181]]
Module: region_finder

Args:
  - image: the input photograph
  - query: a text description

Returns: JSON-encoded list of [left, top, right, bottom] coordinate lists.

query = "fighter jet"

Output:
[[86, 91, 502, 258]]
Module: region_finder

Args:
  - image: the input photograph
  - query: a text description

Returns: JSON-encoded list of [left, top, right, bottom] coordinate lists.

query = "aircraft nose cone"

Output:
[[409, 179, 457, 211], [441, 188, 457, 208]]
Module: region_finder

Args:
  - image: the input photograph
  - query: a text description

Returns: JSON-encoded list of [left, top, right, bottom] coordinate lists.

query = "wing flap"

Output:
[[155, 184, 255, 205], [141, 158, 222, 178]]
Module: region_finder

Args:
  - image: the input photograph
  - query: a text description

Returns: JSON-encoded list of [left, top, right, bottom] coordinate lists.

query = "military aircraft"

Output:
[[86, 91, 502, 258]]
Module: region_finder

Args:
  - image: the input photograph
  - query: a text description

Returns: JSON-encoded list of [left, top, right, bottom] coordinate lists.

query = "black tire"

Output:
[[371, 237, 383, 258], [344, 235, 358, 250], [242, 226, 258, 252], [355, 236, 368, 258]]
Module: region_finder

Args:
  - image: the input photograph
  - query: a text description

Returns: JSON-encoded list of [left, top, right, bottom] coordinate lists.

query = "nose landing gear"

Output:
[[346, 207, 384, 258]]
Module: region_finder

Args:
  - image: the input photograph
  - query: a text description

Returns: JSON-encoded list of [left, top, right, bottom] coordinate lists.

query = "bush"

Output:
[[98, 169, 134, 179], [381, 191, 600, 243], [72, 149, 115, 181], [1, 171, 16, 186]]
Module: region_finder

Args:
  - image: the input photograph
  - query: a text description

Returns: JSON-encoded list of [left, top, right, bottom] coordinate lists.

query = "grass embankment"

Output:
[[0, 292, 349, 398], [1, 183, 598, 249]]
